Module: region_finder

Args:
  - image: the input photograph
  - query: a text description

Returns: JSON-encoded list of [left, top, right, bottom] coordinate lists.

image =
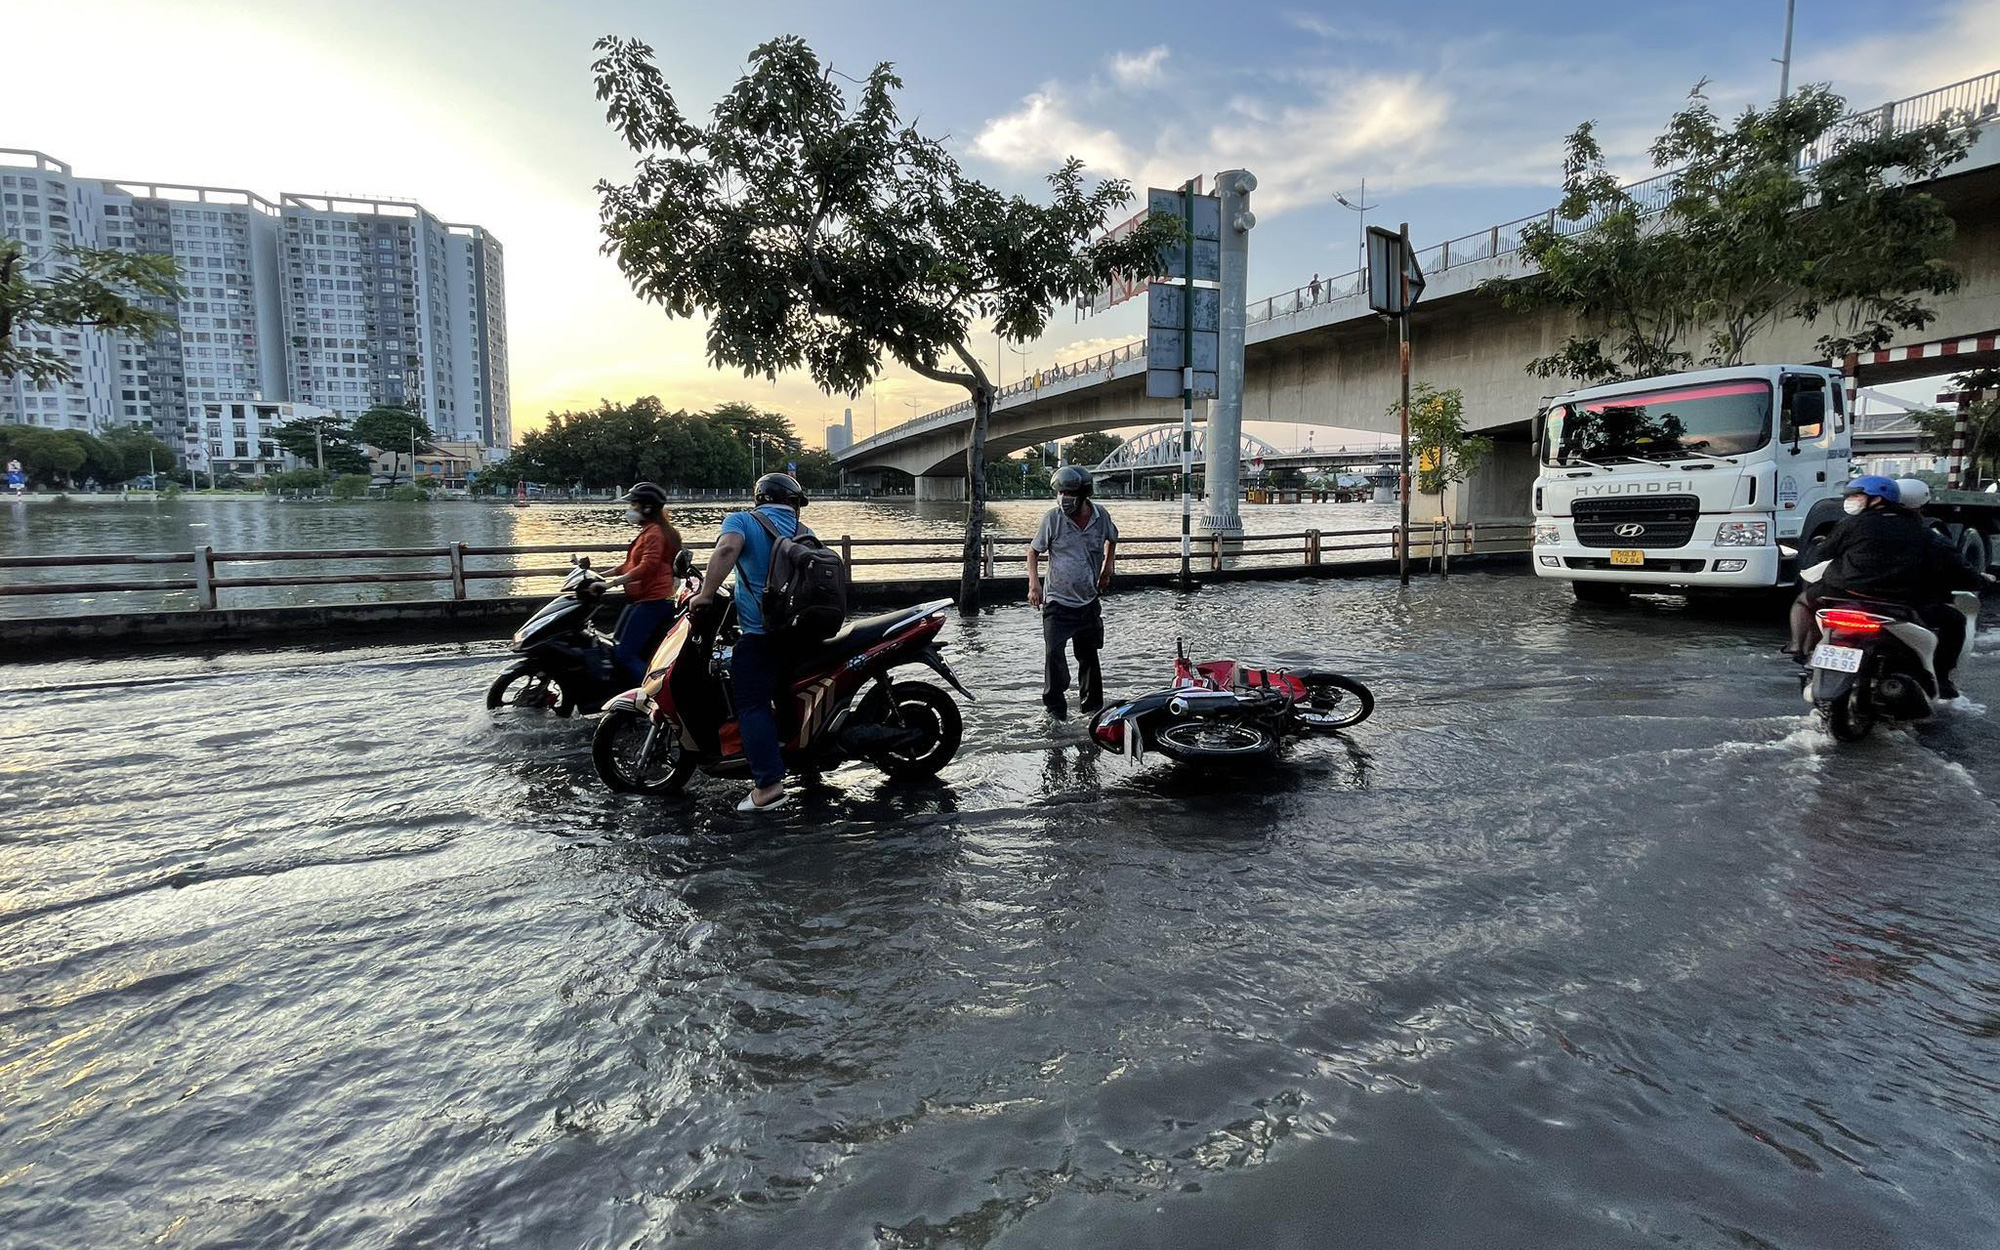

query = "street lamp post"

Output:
[[1333, 179, 1376, 290]]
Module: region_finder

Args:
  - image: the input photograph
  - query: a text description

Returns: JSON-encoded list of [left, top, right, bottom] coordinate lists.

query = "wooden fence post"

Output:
[[1465, 522, 1477, 555], [840, 535, 853, 568], [193, 545, 216, 610], [1209, 533, 1222, 572], [1307, 528, 1321, 566], [448, 542, 467, 600], [982, 537, 996, 579]]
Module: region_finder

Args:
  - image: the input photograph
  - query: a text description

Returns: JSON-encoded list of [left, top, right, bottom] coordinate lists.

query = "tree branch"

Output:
[[907, 358, 976, 389]]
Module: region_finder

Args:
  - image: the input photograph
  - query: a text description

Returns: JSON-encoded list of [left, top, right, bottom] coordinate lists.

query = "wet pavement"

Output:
[[3, 570, 1998, 1248]]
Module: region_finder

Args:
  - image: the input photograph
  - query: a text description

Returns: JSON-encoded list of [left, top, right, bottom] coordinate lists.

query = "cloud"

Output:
[[1284, 11, 1339, 39], [1109, 46, 1170, 89], [1794, 0, 2000, 105], [972, 90, 1137, 176]]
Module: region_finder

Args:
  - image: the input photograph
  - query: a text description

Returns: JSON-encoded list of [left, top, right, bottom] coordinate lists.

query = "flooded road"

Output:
[[4, 571, 1999, 1248]]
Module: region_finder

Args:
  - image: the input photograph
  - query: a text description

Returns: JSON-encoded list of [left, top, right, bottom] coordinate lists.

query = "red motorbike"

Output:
[[590, 576, 973, 795], [1089, 641, 1374, 765]]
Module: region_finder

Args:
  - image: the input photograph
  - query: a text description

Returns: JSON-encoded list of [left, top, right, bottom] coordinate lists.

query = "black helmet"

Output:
[[624, 481, 669, 510], [1052, 464, 1094, 498], [754, 472, 808, 509]]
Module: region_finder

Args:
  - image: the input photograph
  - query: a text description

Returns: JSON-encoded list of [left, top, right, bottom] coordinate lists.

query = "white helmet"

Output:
[[1893, 477, 1931, 510]]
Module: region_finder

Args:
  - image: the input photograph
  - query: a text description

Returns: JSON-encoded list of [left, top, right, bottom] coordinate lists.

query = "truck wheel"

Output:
[[1572, 581, 1628, 606], [1957, 526, 1990, 574]]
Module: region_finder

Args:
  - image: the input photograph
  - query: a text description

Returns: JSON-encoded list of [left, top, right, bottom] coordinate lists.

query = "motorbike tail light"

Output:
[[1093, 718, 1124, 750], [1817, 608, 1889, 633]]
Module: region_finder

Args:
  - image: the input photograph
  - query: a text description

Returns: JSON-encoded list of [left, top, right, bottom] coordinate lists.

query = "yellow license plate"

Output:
[[1609, 549, 1645, 566]]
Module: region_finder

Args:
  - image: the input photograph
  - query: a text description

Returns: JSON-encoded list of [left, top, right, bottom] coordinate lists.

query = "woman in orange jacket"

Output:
[[603, 481, 684, 678]]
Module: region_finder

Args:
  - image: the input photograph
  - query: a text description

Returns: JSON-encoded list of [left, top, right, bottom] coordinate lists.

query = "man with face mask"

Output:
[[1028, 464, 1119, 719], [1788, 475, 1990, 694]]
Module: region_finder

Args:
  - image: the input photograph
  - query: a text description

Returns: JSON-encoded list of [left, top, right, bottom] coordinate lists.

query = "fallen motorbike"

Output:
[[1805, 592, 1979, 741], [591, 587, 973, 795], [487, 550, 697, 717], [1090, 641, 1374, 765]]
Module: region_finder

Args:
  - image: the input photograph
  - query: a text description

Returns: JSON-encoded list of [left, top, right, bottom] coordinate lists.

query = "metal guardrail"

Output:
[[0, 524, 1532, 612], [843, 69, 2000, 460]]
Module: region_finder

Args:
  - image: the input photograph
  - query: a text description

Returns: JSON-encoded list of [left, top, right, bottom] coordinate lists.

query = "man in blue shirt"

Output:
[[688, 473, 808, 812]]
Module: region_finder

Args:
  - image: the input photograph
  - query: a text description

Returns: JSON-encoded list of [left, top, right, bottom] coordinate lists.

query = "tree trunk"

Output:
[[958, 382, 994, 614]]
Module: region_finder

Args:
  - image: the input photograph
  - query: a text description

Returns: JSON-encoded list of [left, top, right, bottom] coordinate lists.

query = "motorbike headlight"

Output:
[[1714, 521, 1769, 548], [1534, 522, 1561, 547]]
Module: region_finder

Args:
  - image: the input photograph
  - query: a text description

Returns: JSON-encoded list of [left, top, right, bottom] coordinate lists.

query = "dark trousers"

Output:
[[611, 598, 677, 680], [730, 632, 788, 788], [1042, 598, 1104, 713], [1917, 602, 1969, 683]]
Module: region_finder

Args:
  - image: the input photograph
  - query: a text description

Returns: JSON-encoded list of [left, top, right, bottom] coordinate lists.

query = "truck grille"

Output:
[[1569, 494, 1701, 549]]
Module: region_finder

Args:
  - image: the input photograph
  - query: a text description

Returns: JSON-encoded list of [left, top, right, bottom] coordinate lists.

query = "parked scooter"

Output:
[[1805, 593, 1979, 741], [1089, 641, 1374, 765], [590, 586, 973, 794], [487, 551, 697, 716]]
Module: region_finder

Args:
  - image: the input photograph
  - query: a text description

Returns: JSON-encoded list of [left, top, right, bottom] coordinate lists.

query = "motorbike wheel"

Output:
[[871, 681, 963, 780], [1819, 689, 1876, 743], [1155, 719, 1277, 763], [487, 664, 574, 717], [591, 707, 696, 795], [1293, 671, 1374, 730]]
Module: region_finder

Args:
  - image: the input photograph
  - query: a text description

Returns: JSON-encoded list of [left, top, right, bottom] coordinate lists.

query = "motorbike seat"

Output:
[[793, 608, 914, 668]]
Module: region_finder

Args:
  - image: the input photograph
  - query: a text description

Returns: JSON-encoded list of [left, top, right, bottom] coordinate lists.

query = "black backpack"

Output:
[[751, 511, 848, 639]]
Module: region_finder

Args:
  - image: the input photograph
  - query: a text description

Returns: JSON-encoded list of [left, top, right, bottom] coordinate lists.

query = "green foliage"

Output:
[[1063, 432, 1124, 467], [1391, 384, 1493, 495], [350, 403, 436, 484], [213, 473, 250, 491], [790, 448, 842, 491], [983, 453, 1053, 497], [263, 468, 329, 492], [158, 482, 183, 499], [0, 241, 181, 385], [271, 413, 370, 474], [504, 397, 801, 490], [96, 426, 178, 480], [591, 34, 1183, 605], [1493, 83, 1980, 383], [330, 473, 372, 499], [386, 483, 427, 502], [0, 423, 162, 484]]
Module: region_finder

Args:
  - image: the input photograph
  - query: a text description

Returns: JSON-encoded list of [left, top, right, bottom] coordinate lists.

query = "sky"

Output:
[[7, 0, 1997, 450]]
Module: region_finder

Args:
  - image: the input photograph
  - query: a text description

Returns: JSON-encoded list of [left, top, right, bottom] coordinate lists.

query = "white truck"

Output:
[[1531, 363, 2000, 601]]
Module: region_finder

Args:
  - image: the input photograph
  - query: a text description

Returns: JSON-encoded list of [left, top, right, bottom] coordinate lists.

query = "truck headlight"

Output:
[[1715, 559, 1748, 573], [1714, 521, 1769, 547], [1534, 522, 1561, 547]]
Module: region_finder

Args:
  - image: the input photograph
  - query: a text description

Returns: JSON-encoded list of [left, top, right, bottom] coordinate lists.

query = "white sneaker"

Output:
[[737, 787, 788, 812]]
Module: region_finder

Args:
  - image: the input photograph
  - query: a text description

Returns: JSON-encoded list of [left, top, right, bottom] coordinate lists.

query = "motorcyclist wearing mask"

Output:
[[602, 482, 684, 680], [1028, 465, 1119, 719], [1787, 475, 1990, 696]]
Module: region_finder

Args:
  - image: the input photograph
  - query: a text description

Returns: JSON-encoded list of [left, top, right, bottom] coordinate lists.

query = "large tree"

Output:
[[272, 412, 370, 474], [592, 34, 1178, 610], [0, 241, 180, 384], [350, 403, 436, 485], [1492, 83, 1980, 383], [1063, 432, 1124, 468]]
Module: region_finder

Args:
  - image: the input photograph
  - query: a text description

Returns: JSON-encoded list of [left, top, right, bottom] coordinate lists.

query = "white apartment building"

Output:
[[0, 149, 510, 453]]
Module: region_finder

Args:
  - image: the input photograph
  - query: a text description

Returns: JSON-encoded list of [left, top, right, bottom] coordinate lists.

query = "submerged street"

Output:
[[4, 571, 1999, 1248]]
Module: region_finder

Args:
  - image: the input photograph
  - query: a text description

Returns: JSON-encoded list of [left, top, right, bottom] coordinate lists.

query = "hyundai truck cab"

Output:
[[1531, 364, 1848, 600]]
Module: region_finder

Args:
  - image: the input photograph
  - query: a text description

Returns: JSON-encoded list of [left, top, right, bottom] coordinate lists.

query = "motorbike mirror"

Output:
[[574, 555, 591, 571], [673, 548, 695, 577]]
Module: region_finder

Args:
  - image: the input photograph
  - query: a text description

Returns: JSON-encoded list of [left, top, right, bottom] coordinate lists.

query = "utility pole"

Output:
[[1776, 0, 1796, 103], [1397, 220, 1413, 588], [1335, 180, 1375, 288], [315, 422, 325, 473], [1177, 178, 1195, 590]]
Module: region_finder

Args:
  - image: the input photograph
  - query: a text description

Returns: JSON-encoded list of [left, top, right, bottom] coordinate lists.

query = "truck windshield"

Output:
[[1543, 380, 1773, 466]]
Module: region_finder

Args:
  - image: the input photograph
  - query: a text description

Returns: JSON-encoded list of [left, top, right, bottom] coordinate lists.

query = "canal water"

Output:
[[3, 572, 1998, 1248], [1, 495, 1411, 618]]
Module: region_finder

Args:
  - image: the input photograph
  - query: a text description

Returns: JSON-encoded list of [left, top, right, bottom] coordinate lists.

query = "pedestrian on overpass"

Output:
[[1028, 465, 1119, 720]]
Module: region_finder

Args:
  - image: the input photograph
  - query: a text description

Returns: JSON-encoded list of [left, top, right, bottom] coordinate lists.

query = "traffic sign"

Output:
[[1366, 224, 1426, 317]]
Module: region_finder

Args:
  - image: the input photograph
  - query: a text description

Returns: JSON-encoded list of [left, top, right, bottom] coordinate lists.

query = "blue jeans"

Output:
[[730, 631, 788, 788], [611, 598, 677, 681]]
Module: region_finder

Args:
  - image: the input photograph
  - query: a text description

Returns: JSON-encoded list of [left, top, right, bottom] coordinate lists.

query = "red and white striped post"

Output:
[[1946, 394, 1972, 489]]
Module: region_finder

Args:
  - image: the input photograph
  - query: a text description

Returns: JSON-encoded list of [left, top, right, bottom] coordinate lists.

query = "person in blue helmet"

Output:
[[1789, 475, 1991, 695]]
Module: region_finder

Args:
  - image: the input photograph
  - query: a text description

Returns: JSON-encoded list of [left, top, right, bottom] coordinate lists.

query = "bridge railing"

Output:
[[1, 523, 1532, 615], [852, 68, 2000, 449]]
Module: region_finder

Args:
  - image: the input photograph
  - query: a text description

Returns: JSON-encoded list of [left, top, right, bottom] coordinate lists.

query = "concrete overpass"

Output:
[[837, 71, 2000, 519]]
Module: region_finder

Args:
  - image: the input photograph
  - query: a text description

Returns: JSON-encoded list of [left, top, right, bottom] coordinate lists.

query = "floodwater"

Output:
[[0, 496, 1411, 619], [4, 571, 1999, 1248]]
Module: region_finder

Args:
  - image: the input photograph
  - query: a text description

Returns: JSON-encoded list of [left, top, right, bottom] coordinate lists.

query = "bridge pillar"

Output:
[[915, 475, 967, 502], [1202, 168, 1255, 537]]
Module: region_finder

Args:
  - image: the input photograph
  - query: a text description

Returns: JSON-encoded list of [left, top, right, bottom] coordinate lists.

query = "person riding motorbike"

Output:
[[687, 472, 810, 812], [602, 482, 683, 679], [1788, 475, 1989, 697]]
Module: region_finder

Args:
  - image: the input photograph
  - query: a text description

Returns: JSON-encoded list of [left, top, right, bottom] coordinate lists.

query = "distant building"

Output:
[[0, 148, 510, 455], [364, 438, 497, 490], [197, 399, 337, 478], [827, 406, 855, 454]]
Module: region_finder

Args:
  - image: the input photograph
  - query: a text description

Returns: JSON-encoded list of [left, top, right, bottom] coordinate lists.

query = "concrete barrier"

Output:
[[0, 553, 1527, 660]]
